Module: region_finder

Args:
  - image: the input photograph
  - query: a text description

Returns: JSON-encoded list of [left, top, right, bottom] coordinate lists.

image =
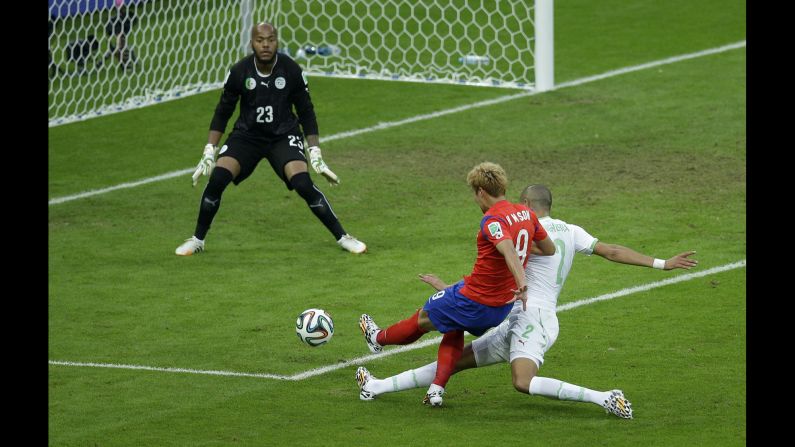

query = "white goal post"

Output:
[[48, 0, 553, 127]]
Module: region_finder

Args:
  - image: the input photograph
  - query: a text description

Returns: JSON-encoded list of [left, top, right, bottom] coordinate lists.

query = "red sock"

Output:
[[376, 309, 427, 346], [432, 330, 464, 388]]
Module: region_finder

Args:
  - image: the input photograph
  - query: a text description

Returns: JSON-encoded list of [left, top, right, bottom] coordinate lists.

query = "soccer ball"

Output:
[[295, 308, 334, 347]]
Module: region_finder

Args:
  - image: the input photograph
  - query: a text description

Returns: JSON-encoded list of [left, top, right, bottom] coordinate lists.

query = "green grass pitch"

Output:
[[49, 0, 746, 445]]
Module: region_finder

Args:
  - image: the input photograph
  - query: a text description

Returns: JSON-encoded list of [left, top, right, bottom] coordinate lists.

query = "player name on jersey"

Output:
[[543, 221, 570, 233], [505, 210, 532, 225]]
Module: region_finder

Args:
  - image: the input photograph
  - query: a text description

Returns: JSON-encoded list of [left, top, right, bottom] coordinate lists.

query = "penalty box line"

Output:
[[49, 259, 745, 380]]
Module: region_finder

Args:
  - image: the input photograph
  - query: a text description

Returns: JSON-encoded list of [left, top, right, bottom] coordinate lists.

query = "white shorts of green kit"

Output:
[[472, 304, 560, 369]]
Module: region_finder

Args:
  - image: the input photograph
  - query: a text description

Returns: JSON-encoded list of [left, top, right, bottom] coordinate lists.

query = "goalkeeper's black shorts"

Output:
[[218, 130, 307, 189]]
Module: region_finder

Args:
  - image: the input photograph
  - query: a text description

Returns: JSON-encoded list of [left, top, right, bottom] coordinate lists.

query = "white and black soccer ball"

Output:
[[295, 308, 334, 347]]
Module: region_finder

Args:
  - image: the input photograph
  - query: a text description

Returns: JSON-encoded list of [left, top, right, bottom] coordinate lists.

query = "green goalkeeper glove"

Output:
[[307, 146, 340, 185], [192, 144, 218, 187]]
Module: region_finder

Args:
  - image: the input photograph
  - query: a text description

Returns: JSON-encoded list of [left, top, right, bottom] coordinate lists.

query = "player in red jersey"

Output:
[[358, 162, 556, 406]]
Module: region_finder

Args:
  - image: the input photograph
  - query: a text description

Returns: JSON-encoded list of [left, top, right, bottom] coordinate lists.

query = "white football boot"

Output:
[[423, 384, 444, 407], [358, 314, 382, 353], [355, 366, 377, 401], [175, 236, 205, 256], [337, 234, 367, 254], [603, 390, 633, 419]]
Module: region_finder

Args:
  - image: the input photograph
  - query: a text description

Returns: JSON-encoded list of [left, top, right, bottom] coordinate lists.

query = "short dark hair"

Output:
[[519, 184, 552, 211]]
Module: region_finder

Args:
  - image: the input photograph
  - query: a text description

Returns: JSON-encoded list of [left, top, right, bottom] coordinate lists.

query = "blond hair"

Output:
[[467, 162, 508, 197]]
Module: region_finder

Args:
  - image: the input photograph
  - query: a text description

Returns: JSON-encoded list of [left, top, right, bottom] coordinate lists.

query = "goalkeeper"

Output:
[[176, 22, 366, 256]]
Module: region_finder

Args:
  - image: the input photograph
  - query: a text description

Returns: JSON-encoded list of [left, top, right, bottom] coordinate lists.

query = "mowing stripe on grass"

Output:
[[49, 40, 746, 206], [49, 259, 745, 380]]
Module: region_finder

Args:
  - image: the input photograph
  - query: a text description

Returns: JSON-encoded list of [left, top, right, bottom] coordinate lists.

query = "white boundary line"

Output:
[[46, 360, 289, 380], [48, 169, 195, 205], [49, 259, 745, 380], [557, 260, 746, 312], [48, 40, 746, 206]]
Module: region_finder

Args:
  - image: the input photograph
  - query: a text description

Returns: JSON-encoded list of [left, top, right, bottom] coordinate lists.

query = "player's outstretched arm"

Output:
[[661, 251, 699, 270], [593, 243, 698, 270], [418, 274, 450, 291]]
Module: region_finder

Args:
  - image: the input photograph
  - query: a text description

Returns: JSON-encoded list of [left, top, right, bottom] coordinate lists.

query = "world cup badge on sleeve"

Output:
[[488, 221, 503, 239]]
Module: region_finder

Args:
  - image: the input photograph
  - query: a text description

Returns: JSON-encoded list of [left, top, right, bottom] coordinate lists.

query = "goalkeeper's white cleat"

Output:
[[355, 366, 377, 401], [175, 236, 205, 256], [423, 385, 444, 407], [603, 390, 633, 419], [338, 234, 367, 254], [359, 314, 382, 354]]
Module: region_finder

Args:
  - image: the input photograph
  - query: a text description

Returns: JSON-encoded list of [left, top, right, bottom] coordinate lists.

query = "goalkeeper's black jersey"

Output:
[[210, 53, 319, 141]]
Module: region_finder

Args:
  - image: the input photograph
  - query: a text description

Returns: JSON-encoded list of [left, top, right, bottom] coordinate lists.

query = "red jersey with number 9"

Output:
[[459, 200, 548, 307]]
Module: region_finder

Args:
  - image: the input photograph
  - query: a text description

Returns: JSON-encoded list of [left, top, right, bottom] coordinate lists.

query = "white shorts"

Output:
[[471, 305, 559, 369]]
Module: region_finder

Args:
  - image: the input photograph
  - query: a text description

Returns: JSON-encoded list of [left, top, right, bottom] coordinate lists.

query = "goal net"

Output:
[[48, 0, 552, 127]]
